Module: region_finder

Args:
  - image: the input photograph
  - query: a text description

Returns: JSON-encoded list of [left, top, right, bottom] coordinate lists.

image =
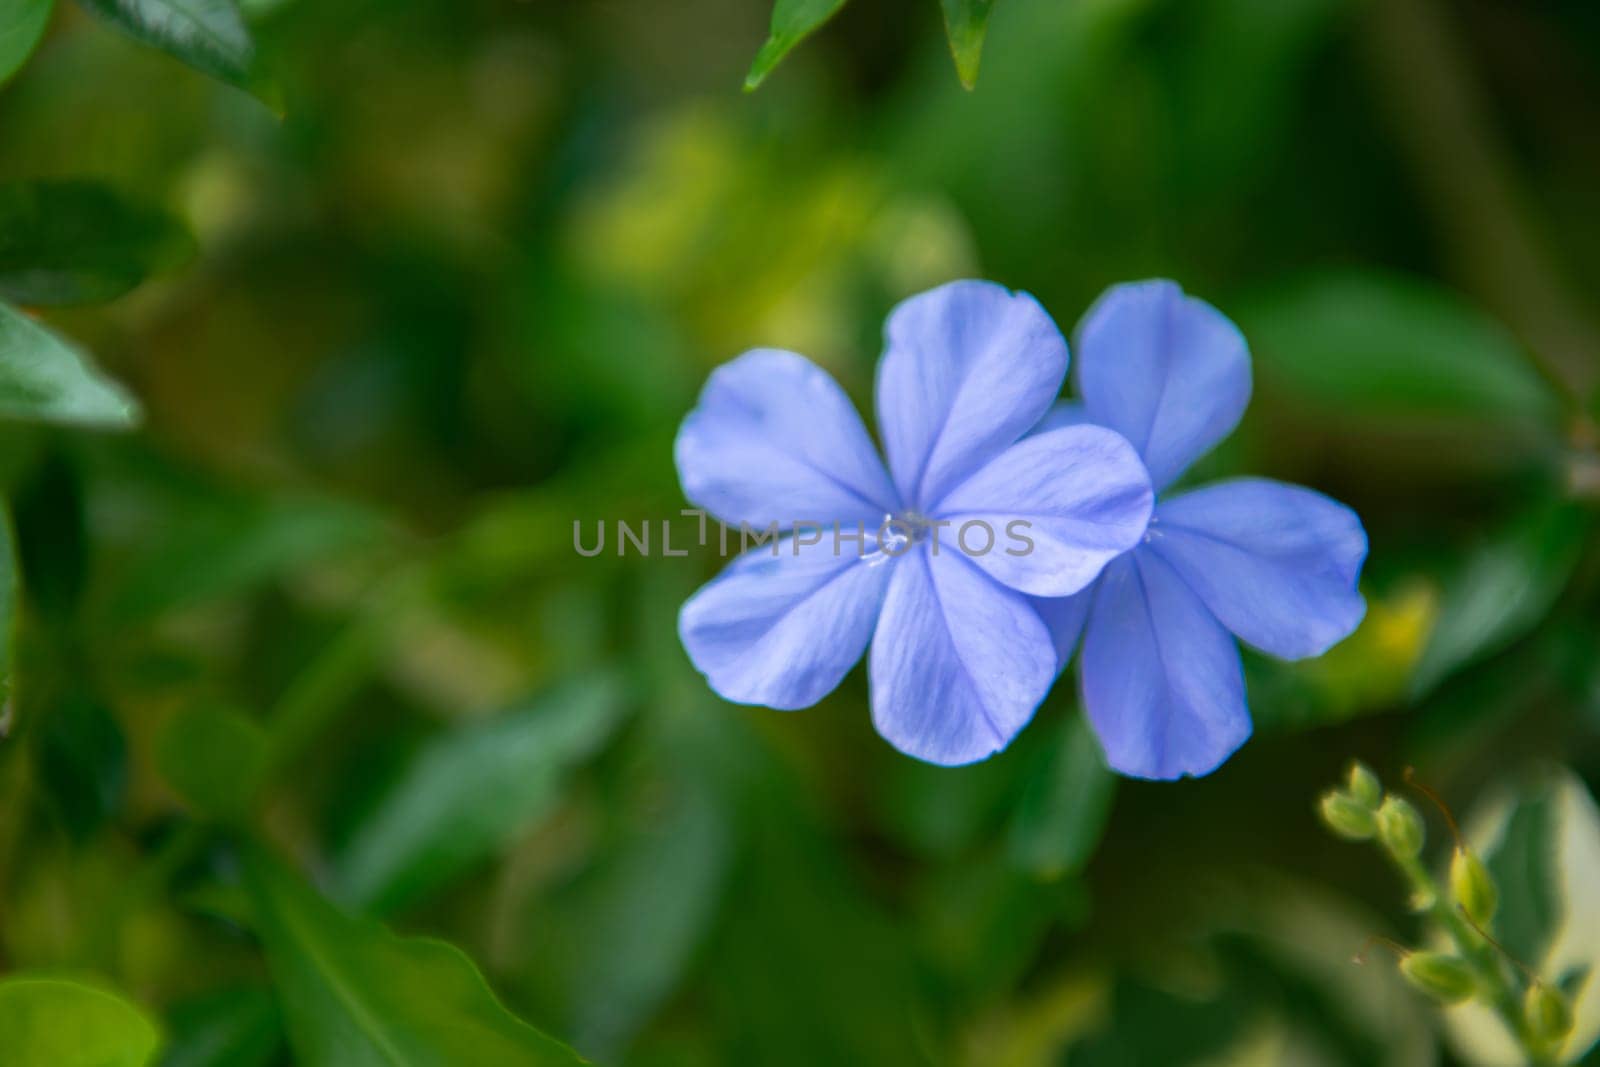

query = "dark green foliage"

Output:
[[36, 691, 127, 838], [0, 0, 1598, 1064], [0, 180, 193, 306]]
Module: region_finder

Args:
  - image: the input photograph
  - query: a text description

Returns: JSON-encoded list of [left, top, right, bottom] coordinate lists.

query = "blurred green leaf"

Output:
[[0, 976, 160, 1067], [1483, 785, 1561, 969], [233, 0, 288, 16], [1007, 711, 1116, 879], [941, 0, 994, 90], [1447, 770, 1600, 1065], [108, 491, 388, 622], [156, 705, 268, 821], [1240, 270, 1561, 425], [0, 504, 17, 700], [0, 180, 194, 306], [1066, 976, 1249, 1067], [242, 845, 587, 1066], [529, 783, 731, 1060], [707, 768, 930, 1065], [330, 674, 627, 913], [744, 0, 849, 91], [12, 448, 86, 623], [1173, 0, 1345, 195], [75, 0, 256, 90], [160, 986, 281, 1067], [36, 693, 127, 839], [879, 741, 1022, 858], [916, 856, 1084, 1002], [0, 0, 54, 86], [0, 301, 141, 427], [1411, 498, 1590, 697]]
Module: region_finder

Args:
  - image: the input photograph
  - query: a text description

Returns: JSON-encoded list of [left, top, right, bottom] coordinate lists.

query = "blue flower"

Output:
[[675, 280, 1154, 765], [1030, 280, 1369, 780]]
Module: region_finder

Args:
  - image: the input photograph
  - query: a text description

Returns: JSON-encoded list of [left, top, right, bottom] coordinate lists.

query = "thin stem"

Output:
[[1384, 846, 1553, 1064], [1404, 767, 1463, 848]]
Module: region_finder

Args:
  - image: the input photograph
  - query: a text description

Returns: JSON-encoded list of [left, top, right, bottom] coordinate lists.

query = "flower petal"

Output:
[[876, 281, 1069, 511], [934, 425, 1152, 597], [869, 547, 1055, 766], [1029, 400, 1091, 436], [1150, 478, 1368, 659], [1076, 280, 1251, 490], [676, 349, 899, 530], [679, 534, 891, 710], [1080, 552, 1250, 780], [1032, 587, 1093, 673]]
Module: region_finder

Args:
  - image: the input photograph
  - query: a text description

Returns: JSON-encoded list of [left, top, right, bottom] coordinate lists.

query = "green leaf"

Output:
[[1482, 786, 1562, 968], [156, 705, 269, 821], [1068, 976, 1249, 1066], [0, 976, 160, 1067], [0, 505, 17, 706], [0, 0, 54, 86], [1007, 711, 1116, 878], [528, 784, 731, 1060], [707, 802, 929, 1065], [108, 491, 387, 622], [330, 674, 628, 913], [0, 180, 194, 306], [941, 0, 995, 90], [0, 301, 141, 427], [744, 0, 849, 91], [36, 693, 128, 839], [74, 0, 255, 90], [1411, 498, 1590, 697], [1173, 0, 1345, 195], [916, 856, 1085, 1002], [1238, 269, 1561, 426], [1446, 770, 1600, 1065], [242, 845, 588, 1066], [160, 986, 282, 1067], [12, 449, 87, 623]]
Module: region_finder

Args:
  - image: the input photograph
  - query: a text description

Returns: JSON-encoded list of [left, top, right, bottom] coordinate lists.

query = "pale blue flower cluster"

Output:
[[676, 279, 1366, 778]]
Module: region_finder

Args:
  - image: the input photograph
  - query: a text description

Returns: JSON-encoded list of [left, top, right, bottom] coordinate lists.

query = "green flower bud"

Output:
[[1525, 984, 1574, 1047], [1405, 885, 1438, 912], [1319, 790, 1377, 840], [1376, 796, 1425, 859], [1399, 952, 1477, 1004], [1450, 848, 1498, 927], [1346, 761, 1382, 809]]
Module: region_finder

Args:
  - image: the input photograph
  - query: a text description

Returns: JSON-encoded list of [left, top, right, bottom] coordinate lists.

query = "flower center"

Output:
[[862, 511, 936, 565], [883, 510, 936, 550]]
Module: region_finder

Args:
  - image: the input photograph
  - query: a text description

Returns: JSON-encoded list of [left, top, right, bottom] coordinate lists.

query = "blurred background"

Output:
[[1, 0, 1598, 1063]]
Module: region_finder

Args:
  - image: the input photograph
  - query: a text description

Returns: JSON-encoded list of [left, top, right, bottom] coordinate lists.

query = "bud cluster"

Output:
[[1316, 761, 1575, 1062], [1317, 761, 1384, 841]]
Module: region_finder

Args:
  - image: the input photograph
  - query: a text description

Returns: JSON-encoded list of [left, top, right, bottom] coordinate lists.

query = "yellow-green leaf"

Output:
[[0, 977, 160, 1067]]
